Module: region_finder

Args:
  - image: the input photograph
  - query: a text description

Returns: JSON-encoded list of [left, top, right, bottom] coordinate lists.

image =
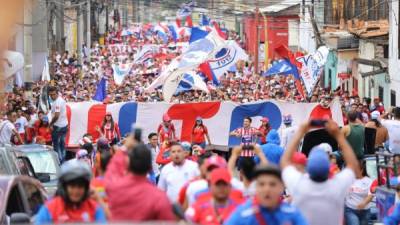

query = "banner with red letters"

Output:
[[65, 100, 343, 147]]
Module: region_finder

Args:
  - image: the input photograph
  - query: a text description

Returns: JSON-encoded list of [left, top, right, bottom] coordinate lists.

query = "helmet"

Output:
[[283, 114, 293, 124], [163, 113, 171, 122], [58, 160, 92, 205]]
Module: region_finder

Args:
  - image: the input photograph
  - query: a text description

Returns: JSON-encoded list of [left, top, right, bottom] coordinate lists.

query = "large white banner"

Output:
[[65, 100, 343, 148]]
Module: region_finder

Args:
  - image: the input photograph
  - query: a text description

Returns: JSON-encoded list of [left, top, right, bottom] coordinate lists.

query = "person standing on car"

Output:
[[35, 160, 107, 224], [0, 111, 22, 145], [48, 86, 69, 162]]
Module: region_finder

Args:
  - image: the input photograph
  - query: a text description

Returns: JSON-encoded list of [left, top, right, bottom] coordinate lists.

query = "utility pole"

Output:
[[87, 0, 91, 49], [77, 5, 82, 65], [254, 6, 259, 74]]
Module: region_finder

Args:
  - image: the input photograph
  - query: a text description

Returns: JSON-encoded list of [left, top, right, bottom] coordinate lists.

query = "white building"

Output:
[[389, 1, 400, 106]]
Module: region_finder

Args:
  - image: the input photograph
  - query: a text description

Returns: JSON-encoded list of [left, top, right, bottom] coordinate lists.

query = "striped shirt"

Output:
[[102, 122, 121, 143], [234, 127, 259, 157]]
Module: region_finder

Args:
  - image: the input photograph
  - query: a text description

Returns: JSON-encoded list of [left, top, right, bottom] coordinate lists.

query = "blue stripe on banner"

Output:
[[118, 102, 138, 137], [228, 102, 282, 146]]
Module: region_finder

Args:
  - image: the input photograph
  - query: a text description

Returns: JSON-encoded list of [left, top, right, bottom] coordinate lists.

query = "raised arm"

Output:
[[280, 122, 310, 169], [325, 120, 359, 173]]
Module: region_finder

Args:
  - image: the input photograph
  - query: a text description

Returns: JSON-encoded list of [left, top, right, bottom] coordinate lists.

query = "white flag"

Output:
[[41, 56, 50, 81]]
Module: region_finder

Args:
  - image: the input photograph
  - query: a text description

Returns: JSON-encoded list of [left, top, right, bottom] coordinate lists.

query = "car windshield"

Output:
[[25, 151, 58, 181]]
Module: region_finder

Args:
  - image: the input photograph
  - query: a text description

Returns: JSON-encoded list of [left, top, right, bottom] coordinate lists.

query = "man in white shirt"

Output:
[[279, 114, 297, 150], [146, 133, 160, 177], [48, 86, 69, 162], [158, 142, 199, 202], [15, 108, 28, 144], [0, 111, 22, 145], [381, 107, 400, 153], [280, 120, 359, 225]]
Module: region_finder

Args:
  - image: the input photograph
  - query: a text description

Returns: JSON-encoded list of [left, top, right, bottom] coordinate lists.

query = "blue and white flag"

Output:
[[41, 56, 50, 81], [93, 77, 107, 102], [200, 14, 211, 26], [177, 1, 195, 18], [112, 63, 132, 85], [134, 44, 159, 64], [175, 72, 209, 94], [208, 40, 248, 79], [264, 59, 294, 76]]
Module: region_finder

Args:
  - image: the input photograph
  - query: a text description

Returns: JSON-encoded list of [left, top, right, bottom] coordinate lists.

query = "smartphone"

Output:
[[310, 119, 327, 127]]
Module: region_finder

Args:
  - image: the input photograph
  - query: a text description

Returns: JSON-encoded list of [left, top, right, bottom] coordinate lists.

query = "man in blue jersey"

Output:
[[224, 165, 308, 225]]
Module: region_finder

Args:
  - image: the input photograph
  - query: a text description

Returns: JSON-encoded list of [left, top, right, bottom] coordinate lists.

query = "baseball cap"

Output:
[[283, 114, 293, 124], [314, 143, 333, 155], [260, 117, 269, 123], [209, 168, 231, 185], [307, 148, 330, 182], [196, 116, 202, 121], [162, 113, 171, 122], [205, 155, 227, 170], [181, 142, 192, 152], [42, 116, 49, 122], [371, 111, 380, 120], [292, 152, 307, 166], [253, 165, 282, 181], [76, 149, 89, 159], [106, 112, 112, 116], [97, 137, 110, 150]]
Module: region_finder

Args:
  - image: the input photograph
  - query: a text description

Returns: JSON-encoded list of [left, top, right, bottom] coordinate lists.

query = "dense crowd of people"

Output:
[[3, 24, 400, 225]]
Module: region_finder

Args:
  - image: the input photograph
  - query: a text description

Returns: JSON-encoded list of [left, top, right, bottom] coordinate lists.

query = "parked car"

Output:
[[0, 144, 60, 196], [0, 175, 47, 224]]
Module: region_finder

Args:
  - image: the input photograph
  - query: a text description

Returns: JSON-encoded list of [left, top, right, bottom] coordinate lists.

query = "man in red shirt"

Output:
[[157, 113, 176, 144], [105, 141, 175, 221], [185, 168, 244, 225]]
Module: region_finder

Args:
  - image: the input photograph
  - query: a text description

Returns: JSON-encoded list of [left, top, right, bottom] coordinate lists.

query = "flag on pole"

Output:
[[93, 77, 107, 102], [207, 40, 248, 79], [263, 59, 294, 76], [175, 72, 210, 94], [112, 63, 132, 85], [200, 14, 211, 26], [41, 56, 50, 81]]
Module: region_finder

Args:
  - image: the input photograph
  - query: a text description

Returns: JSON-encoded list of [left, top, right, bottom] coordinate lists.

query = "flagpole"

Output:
[[254, 6, 259, 75], [262, 12, 268, 71]]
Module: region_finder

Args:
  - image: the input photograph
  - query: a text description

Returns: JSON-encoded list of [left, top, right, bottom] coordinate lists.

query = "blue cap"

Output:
[[181, 142, 192, 152], [307, 148, 330, 182], [42, 116, 49, 122]]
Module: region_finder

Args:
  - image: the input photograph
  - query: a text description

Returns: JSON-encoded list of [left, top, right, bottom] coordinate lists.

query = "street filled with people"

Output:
[[3, 7, 400, 225]]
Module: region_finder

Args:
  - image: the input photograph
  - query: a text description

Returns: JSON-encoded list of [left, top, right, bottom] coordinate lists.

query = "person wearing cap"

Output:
[[224, 165, 308, 225], [365, 110, 389, 149], [279, 114, 297, 150], [35, 115, 52, 145], [258, 117, 271, 145], [105, 143, 175, 221], [185, 155, 245, 207], [381, 107, 400, 153], [191, 117, 211, 149], [185, 168, 244, 225], [342, 110, 365, 160], [280, 119, 359, 225], [158, 142, 200, 203], [157, 113, 176, 144], [96, 112, 121, 146]]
